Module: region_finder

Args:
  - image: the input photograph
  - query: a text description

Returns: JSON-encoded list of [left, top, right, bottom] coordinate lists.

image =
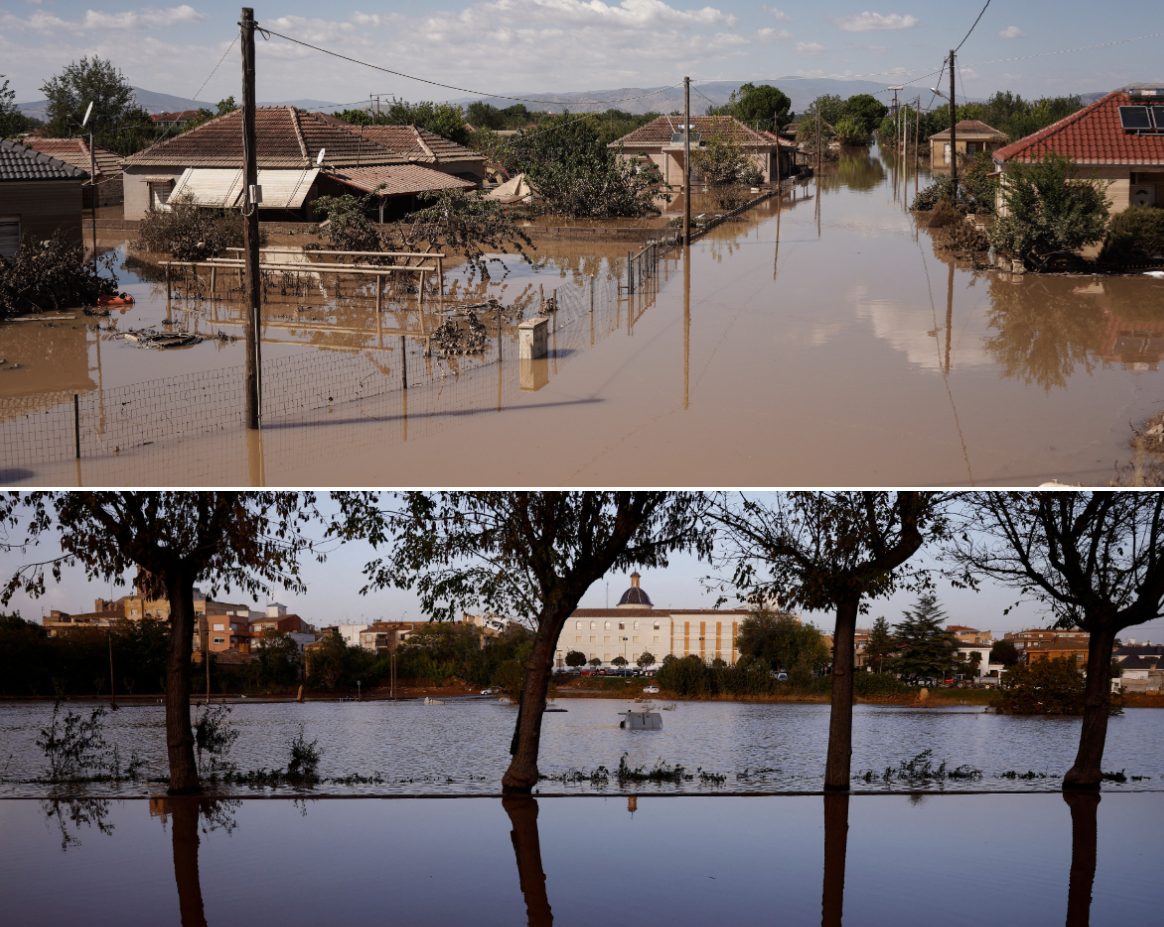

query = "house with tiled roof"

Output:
[[994, 87, 1164, 215], [0, 138, 85, 257], [22, 137, 124, 206], [333, 122, 485, 182], [120, 107, 480, 220], [609, 115, 788, 189], [928, 120, 1008, 170]]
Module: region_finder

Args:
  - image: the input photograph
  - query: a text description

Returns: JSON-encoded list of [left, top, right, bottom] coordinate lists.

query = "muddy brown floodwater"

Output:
[[3, 147, 1164, 486]]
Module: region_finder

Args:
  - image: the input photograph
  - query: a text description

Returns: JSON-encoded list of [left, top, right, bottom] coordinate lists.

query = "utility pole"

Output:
[[683, 75, 691, 247], [948, 49, 958, 198], [241, 6, 262, 430], [89, 133, 98, 268]]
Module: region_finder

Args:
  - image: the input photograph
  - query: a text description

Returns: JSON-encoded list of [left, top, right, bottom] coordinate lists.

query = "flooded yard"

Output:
[[3, 150, 1164, 485], [0, 793, 1159, 925]]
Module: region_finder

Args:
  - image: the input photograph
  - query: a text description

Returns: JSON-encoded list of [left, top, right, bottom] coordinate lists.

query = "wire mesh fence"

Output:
[[0, 238, 679, 474]]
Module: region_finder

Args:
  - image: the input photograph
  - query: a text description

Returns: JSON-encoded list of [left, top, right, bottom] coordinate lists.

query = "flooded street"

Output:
[[4, 148, 1164, 485]]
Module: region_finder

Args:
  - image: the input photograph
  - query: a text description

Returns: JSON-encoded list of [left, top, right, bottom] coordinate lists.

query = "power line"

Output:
[[955, 0, 993, 53], [258, 25, 682, 109]]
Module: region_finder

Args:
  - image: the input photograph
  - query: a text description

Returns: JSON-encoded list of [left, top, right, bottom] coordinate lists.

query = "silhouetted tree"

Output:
[[953, 491, 1164, 789], [714, 492, 948, 790], [1, 492, 321, 793], [335, 491, 711, 794]]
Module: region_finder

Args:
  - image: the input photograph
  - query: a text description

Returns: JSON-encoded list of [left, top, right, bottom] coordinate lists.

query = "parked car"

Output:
[[642, 685, 660, 695]]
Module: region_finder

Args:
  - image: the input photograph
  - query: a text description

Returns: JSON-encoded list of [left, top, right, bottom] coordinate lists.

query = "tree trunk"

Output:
[[165, 576, 201, 794], [169, 797, 208, 927], [1064, 791, 1099, 927], [1063, 625, 1116, 791], [821, 792, 849, 927], [824, 595, 859, 791], [502, 625, 557, 794], [503, 797, 553, 926]]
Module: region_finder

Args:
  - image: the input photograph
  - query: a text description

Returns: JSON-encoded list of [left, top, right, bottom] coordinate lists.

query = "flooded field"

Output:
[[1, 699, 1160, 798], [3, 150, 1164, 485], [1, 793, 1159, 925]]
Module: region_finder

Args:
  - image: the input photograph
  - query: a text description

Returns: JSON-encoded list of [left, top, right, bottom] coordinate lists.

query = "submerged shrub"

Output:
[[1099, 206, 1164, 266], [194, 704, 240, 776], [0, 232, 117, 317], [134, 195, 245, 260]]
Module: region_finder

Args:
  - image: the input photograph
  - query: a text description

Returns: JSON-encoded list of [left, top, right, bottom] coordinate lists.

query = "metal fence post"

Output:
[[73, 394, 81, 459]]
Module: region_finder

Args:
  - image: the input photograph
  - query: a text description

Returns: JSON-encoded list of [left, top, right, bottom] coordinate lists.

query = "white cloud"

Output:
[[85, 6, 203, 30], [836, 12, 918, 32], [795, 41, 824, 55], [999, 25, 1024, 39], [762, 5, 790, 20], [757, 27, 791, 40]]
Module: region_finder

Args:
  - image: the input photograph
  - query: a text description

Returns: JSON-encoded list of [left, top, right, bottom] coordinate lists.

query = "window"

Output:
[[212, 637, 225, 645], [653, 622, 660, 631], [147, 180, 173, 210], [633, 621, 639, 630], [213, 622, 225, 631], [0, 217, 19, 259], [576, 621, 581, 630], [590, 621, 596, 630], [618, 622, 625, 630], [604, 621, 611, 630]]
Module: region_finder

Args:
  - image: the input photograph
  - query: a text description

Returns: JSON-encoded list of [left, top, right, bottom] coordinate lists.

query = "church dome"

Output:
[[617, 572, 653, 607]]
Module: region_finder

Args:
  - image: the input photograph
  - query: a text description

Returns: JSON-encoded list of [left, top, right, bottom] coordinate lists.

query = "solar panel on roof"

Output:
[[1120, 106, 1152, 131], [1151, 106, 1164, 130]]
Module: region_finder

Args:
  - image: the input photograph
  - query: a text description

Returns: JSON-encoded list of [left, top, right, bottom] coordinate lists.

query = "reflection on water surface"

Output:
[[0, 793, 1158, 926]]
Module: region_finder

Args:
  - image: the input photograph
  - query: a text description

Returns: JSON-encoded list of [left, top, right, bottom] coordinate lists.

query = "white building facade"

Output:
[[553, 573, 752, 667]]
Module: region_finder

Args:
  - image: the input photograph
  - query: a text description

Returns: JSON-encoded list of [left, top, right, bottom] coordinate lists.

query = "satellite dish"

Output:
[[81, 101, 94, 128], [316, 148, 326, 166]]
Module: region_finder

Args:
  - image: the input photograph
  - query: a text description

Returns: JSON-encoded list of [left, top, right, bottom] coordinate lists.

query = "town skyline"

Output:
[[2, 2, 1161, 111]]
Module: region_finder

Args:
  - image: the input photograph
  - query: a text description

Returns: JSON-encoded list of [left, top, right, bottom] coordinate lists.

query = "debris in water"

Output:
[[432, 309, 487, 356], [121, 328, 203, 349]]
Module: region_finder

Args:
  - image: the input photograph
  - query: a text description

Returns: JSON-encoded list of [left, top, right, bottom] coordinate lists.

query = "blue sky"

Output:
[[3, 495, 1163, 642], [2, 2, 1161, 107]]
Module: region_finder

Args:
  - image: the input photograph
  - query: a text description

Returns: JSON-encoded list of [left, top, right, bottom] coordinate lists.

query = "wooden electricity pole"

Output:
[[683, 75, 691, 247], [241, 7, 262, 429], [948, 49, 959, 198]]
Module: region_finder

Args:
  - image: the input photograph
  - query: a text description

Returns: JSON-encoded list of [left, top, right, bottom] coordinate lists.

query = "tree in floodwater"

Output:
[[0, 492, 322, 793], [334, 491, 712, 795], [713, 492, 948, 790], [952, 491, 1164, 790]]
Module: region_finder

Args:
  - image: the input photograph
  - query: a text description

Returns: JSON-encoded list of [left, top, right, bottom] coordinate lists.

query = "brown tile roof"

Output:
[[611, 115, 777, 149], [330, 122, 483, 164], [928, 120, 1008, 142], [570, 607, 749, 618], [22, 137, 123, 179], [330, 163, 476, 197], [994, 90, 1164, 166], [123, 107, 400, 169]]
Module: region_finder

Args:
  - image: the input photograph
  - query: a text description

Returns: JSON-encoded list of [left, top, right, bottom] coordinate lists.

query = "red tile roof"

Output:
[[328, 122, 483, 164], [994, 90, 1164, 166], [22, 137, 123, 179], [330, 163, 476, 197], [124, 107, 402, 169], [612, 115, 777, 149]]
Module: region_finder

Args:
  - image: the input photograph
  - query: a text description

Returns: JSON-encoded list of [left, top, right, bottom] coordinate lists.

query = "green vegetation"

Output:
[[990, 154, 1108, 269], [706, 82, 792, 132], [892, 593, 958, 682], [997, 657, 1086, 715], [0, 233, 118, 318], [912, 151, 999, 215], [859, 749, 982, 786], [0, 74, 37, 136], [693, 134, 763, 208], [334, 100, 471, 146], [36, 703, 144, 784], [504, 114, 665, 218], [737, 609, 829, 678], [134, 195, 246, 260], [1100, 207, 1164, 267], [39, 56, 157, 155]]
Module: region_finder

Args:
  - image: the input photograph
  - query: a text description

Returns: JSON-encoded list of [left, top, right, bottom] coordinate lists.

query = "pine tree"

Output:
[[865, 616, 896, 674], [893, 593, 957, 682]]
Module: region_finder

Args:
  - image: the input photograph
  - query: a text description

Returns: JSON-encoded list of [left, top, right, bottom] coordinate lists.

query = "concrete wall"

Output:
[[122, 166, 183, 219], [0, 179, 83, 248]]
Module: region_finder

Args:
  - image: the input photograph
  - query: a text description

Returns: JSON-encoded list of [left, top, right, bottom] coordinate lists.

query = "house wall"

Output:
[[930, 137, 1005, 168], [0, 179, 83, 248], [123, 166, 183, 219], [618, 147, 776, 190], [554, 610, 748, 666]]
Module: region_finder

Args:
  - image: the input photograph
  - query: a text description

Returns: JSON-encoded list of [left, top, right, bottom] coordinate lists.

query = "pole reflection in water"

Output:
[[1065, 792, 1100, 927], [503, 796, 553, 927], [821, 792, 849, 927]]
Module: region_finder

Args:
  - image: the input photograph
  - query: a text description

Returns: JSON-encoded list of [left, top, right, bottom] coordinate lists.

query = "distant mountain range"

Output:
[[16, 79, 1110, 124]]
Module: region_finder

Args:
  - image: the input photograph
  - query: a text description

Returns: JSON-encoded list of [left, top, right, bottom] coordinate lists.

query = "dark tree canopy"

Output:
[[892, 593, 958, 682], [953, 491, 1164, 789], [710, 82, 792, 132], [334, 491, 713, 793], [40, 57, 137, 141], [737, 609, 827, 673], [0, 492, 323, 792]]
